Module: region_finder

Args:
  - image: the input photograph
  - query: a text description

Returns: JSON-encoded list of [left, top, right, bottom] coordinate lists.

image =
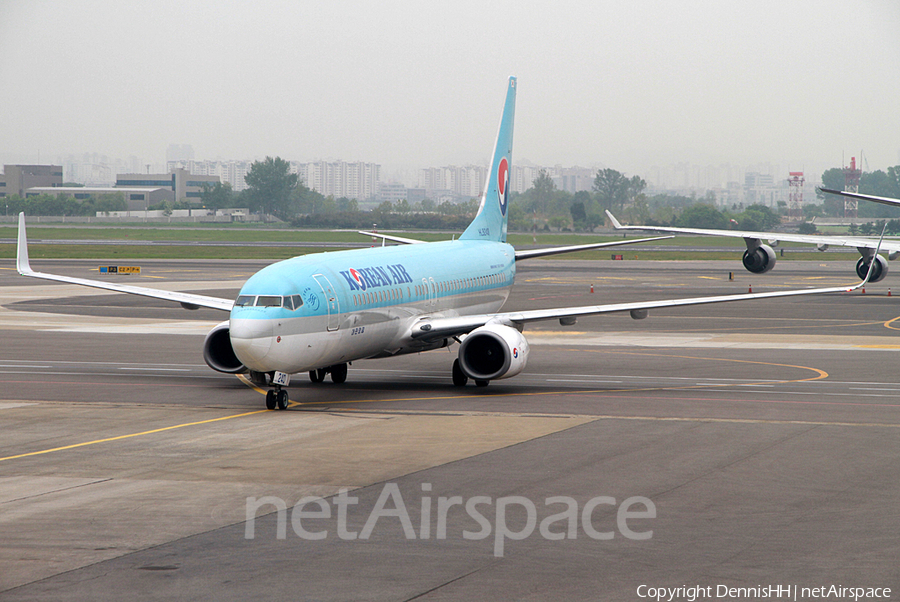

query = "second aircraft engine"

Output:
[[742, 244, 776, 274], [856, 254, 889, 283], [202, 321, 248, 374]]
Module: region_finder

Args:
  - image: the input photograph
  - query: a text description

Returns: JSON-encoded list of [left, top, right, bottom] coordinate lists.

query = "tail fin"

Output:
[[460, 77, 516, 243]]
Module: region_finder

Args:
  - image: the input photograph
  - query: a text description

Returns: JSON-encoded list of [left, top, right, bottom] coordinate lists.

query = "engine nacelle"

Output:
[[457, 323, 529, 381], [856, 254, 889, 283], [203, 321, 248, 374], [742, 244, 776, 274]]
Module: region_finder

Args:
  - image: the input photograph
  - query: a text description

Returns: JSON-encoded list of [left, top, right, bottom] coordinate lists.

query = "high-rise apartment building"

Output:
[[291, 161, 381, 200]]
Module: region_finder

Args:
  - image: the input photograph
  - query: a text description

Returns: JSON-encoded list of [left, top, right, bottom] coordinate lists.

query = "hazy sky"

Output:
[[2, 0, 899, 176]]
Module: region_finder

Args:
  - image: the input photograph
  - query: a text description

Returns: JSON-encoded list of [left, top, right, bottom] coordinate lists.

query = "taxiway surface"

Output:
[[1, 257, 899, 601]]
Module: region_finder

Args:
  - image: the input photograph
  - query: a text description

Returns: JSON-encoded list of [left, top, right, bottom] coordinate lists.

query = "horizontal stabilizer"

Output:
[[358, 231, 426, 245]]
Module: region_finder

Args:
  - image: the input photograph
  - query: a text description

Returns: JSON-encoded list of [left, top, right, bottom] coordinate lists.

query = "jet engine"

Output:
[[742, 244, 776, 274], [457, 323, 529, 381], [203, 321, 248, 374], [856, 254, 889, 283]]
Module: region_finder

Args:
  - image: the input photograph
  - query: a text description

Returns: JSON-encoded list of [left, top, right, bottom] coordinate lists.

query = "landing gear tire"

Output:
[[331, 363, 348, 384], [275, 389, 289, 410], [309, 369, 326, 383], [475, 379, 489, 387], [265, 390, 276, 410], [452, 359, 468, 387]]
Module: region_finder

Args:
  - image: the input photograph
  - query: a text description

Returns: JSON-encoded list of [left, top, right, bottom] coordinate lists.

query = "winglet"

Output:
[[605, 210, 624, 229], [16, 212, 32, 275]]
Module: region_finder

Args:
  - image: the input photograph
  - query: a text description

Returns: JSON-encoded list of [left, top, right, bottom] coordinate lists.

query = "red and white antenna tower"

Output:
[[843, 157, 861, 219], [788, 171, 804, 220]]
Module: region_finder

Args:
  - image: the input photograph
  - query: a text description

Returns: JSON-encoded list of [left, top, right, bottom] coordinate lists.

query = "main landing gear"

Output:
[[308, 363, 348, 384], [451, 359, 489, 388]]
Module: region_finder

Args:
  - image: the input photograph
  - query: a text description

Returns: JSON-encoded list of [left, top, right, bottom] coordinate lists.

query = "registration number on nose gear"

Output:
[[272, 371, 291, 386]]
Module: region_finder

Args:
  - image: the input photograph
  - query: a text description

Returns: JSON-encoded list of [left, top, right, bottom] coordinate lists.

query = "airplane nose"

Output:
[[229, 318, 274, 370]]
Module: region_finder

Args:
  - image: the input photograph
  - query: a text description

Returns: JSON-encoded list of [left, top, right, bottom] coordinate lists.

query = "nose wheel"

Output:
[[266, 388, 289, 410]]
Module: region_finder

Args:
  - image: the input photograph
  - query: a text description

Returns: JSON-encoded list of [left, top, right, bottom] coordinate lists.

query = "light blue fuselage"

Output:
[[229, 240, 515, 373]]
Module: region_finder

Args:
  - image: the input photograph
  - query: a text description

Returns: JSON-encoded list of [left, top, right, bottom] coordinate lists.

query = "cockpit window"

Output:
[[255, 295, 283, 307], [236, 294, 303, 309], [284, 294, 304, 311]]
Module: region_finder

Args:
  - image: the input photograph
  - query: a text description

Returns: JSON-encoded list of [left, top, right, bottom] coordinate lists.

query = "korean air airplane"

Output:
[[16, 77, 880, 410]]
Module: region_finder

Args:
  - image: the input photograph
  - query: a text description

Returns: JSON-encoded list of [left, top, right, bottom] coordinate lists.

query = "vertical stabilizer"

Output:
[[460, 77, 516, 243]]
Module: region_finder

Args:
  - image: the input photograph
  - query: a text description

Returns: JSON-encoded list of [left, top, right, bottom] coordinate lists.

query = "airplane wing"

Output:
[[407, 275, 869, 343], [359, 231, 427, 245], [605, 210, 900, 254], [514, 236, 672, 260], [818, 188, 900, 210], [405, 225, 886, 343], [362, 228, 675, 257], [16, 213, 234, 312]]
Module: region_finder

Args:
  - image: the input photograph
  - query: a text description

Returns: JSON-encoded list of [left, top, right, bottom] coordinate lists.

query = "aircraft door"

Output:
[[313, 274, 340, 332]]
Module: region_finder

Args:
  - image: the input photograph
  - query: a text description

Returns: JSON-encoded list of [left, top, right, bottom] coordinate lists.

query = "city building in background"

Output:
[[116, 168, 219, 204], [25, 186, 174, 210], [0, 165, 63, 197], [291, 160, 381, 200], [167, 160, 252, 192]]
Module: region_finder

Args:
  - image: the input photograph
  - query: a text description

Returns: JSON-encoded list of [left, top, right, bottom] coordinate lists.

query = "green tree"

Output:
[[818, 168, 846, 216], [336, 197, 359, 212], [593, 168, 627, 211], [93, 193, 127, 214], [674, 204, 727, 229], [532, 169, 555, 215], [797, 222, 818, 234], [737, 204, 780, 231], [548, 215, 569, 231], [200, 181, 235, 211], [244, 156, 299, 220], [570, 201, 587, 226], [593, 169, 645, 211]]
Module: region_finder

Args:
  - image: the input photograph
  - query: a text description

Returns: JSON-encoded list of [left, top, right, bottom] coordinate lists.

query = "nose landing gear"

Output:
[[266, 388, 289, 410], [265, 371, 291, 410]]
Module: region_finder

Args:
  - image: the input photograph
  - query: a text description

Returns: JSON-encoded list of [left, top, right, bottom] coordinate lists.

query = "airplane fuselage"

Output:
[[228, 239, 516, 374]]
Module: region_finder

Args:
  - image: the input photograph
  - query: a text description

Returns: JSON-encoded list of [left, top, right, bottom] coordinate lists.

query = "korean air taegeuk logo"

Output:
[[497, 156, 509, 216]]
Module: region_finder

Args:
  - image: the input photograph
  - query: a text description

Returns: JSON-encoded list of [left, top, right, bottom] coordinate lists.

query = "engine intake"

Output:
[[203, 321, 248, 374], [856, 254, 889, 283], [742, 244, 776, 274], [458, 323, 529, 381]]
